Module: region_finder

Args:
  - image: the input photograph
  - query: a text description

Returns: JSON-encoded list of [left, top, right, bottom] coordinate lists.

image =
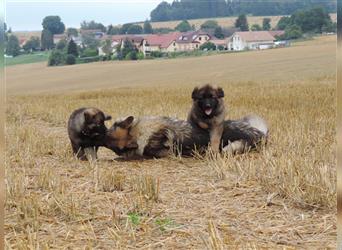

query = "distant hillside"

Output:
[[151, 0, 337, 22], [12, 13, 337, 39], [138, 13, 337, 31]]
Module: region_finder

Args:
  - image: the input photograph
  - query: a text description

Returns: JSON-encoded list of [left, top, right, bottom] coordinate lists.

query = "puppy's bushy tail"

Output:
[[241, 114, 269, 137]]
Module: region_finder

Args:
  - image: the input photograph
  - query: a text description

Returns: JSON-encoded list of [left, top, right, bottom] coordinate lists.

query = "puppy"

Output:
[[67, 107, 111, 161], [104, 116, 192, 159], [188, 84, 226, 153]]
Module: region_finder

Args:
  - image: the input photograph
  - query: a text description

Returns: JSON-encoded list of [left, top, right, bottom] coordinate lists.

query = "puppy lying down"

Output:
[[104, 114, 268, 160]]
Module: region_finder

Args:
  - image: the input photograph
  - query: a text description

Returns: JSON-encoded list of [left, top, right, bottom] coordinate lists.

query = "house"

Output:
[[176, 30, 211, 51], [53, 34, 68, 44], [53, 34, 83, 46], [141, 32, 181, 55], [109, 35, 145, 54], [210, 39, 228, 50], [228, 31, 276, 51]]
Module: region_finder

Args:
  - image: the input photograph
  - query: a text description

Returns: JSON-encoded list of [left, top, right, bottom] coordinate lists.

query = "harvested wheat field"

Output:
[[5, 36, 336, 249]]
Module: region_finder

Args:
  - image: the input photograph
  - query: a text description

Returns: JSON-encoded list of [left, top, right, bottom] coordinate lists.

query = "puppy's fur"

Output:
[[68, 107, 111, 161], [221, 114, 269, 154], [104, 116, 192, 159], [188, 84, 225, 152]]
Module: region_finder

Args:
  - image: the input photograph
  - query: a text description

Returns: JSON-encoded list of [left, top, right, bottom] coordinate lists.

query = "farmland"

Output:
[[5, 35, 336, 248]]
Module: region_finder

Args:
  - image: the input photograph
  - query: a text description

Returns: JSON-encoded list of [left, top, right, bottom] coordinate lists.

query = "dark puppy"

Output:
[[188, 84, 226, 152], [68, 107, 111, 161]]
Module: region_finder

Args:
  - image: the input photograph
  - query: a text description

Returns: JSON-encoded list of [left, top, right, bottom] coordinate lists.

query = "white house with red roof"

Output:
[[228, 31, 278, 51]]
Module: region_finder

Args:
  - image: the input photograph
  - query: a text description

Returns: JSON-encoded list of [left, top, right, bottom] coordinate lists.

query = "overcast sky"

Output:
[[5, 0, 173, 31]]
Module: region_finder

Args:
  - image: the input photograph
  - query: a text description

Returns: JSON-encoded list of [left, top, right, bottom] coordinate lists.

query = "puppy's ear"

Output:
[[192, 87, 199, 100], [118, 116, 134, 129], [84, 111, 93, 123], [105, 114, 112, 121], [217, 87, 224, 98]]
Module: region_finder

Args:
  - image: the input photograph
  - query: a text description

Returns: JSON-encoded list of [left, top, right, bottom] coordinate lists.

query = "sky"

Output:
[[5, 0, 173, 31]]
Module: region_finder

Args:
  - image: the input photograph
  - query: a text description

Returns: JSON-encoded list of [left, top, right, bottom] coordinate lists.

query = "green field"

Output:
[[5, 51, 49, 66]]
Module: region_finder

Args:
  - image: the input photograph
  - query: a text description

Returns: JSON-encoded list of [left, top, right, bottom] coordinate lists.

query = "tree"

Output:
[[214, 26, 224, 38], [127, 24, 143, 34], [175, 20, 192, 32], [284, 24, 302, 39], [67, 39, 78, 57], [150, 1, 172, 22], [6, 35, 20, 56], [251, 24, 262, 31], [276, 6, 333, 34], [4, 22, 7, 32], [119, 23, 133, 34], [235, 14, 249, 31], [42, 16, 65, 34], [291, 6, 332, 33], [277, 16, 291, 30], [121, 39, 137, 59], [262, 18, 271, 30], [201, 20, 219, 29], [41, 29, 54, 50], [80, 20, 106, 32], [107, 25, 120, 35], [23, 36, 40, 52], [143, 20, 153, 34], [200, 42, 216, 51], [66, 28, 78, 37], [149, 0, 336, 22]]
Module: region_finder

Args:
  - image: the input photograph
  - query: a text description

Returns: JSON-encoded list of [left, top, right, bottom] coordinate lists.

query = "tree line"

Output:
[[150, 0, 336, 22]]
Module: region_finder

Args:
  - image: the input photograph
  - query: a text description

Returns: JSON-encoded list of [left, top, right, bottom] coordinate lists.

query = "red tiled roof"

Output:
[[143, 32, 181, 48], [268, 30, 285, 37], [235, 31, 275, 42], [110, 35, 144, 43], [177, 30, 211, 44]]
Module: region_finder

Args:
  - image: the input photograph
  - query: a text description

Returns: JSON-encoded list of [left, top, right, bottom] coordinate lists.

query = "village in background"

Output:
[[4, 5, 337, 66]]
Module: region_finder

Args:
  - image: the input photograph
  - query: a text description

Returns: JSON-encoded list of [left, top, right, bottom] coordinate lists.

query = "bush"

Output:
[[150, 51, 164, 58], [81, 48, 98, 57], [125, 51, 138, 60], [65, 54, 76, 65], [217, 45, 225, 51], [137, 52, 144, 60], [48, 50, 65, 66], [200, 42, 216, 51]]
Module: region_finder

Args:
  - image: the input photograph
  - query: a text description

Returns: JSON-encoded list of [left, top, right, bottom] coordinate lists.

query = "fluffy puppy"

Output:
[[68, 107, 111, 161], [188, 84, 226, 152]]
